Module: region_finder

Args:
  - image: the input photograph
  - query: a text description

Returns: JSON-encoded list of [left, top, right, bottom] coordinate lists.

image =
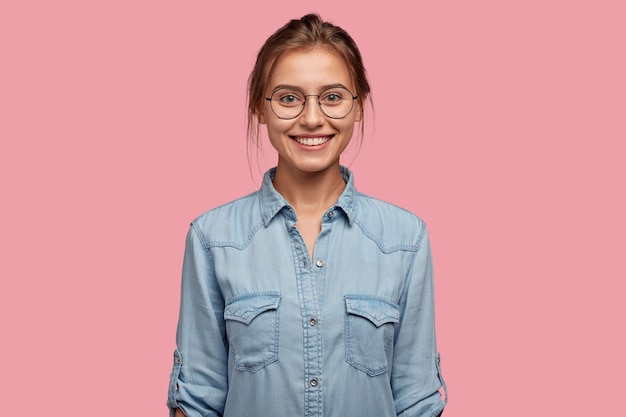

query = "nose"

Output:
[[299, 95, 324, 127]]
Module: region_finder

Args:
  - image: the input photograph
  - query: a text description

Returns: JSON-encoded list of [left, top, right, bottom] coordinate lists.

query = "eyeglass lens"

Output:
[[269, 87, 355, 119]]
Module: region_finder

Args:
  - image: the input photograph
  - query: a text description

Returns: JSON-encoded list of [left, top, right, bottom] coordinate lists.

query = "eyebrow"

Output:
[[270, 83, 351, 94]]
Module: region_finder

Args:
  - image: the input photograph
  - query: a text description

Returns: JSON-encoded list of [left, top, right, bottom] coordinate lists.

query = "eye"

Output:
[[280, 94, 298, 103], [273, 89, 304, 106], [321, 90, 345, 105]]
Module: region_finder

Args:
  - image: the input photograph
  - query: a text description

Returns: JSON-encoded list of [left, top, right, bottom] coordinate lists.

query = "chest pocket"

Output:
[[224, 292, 281, 373], [344, 295, 400, 376]]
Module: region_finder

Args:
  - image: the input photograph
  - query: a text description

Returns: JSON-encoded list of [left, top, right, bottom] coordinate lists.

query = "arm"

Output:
[[167, 223, 228, 417], [174, 409, 187, 417], [392, 226, 447, 417]]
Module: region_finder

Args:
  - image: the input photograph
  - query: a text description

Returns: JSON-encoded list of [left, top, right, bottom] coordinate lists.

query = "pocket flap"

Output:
[[224, 292, 281, 325], [344, 296, 400, 327]]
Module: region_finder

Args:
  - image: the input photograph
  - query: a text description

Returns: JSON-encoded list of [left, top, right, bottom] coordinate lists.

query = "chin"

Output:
[[294, 160, 340, 174]]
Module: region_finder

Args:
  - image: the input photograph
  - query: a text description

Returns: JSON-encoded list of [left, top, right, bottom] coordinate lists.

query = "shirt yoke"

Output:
[[352, 192, 427, 254], [191, 191, 265, 250]]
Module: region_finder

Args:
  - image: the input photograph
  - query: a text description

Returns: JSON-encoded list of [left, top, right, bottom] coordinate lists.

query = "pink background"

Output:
[[1, 1, 624, 415]]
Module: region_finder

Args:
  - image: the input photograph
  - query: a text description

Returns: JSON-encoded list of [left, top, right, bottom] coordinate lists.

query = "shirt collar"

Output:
[[259, 166, 358, 227], [336, 165, 357, 226]]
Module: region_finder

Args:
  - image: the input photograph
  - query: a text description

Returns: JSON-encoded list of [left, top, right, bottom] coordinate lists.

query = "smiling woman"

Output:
[[167, 13, 447, 417], [259, 48, 361, 197]]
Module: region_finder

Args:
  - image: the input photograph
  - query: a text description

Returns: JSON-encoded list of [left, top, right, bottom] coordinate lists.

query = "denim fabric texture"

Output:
[[167, 167, 447, 417]]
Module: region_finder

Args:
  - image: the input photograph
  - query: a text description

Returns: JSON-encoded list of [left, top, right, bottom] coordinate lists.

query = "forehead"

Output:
[[267, 47, 354, 90]]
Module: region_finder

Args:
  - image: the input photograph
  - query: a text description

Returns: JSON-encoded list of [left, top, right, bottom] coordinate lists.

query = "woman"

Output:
[[168, 13, 447, 417]]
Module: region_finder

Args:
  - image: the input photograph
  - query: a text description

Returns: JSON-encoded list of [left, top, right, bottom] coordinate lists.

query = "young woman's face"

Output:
[[259, 47, 361, 176]]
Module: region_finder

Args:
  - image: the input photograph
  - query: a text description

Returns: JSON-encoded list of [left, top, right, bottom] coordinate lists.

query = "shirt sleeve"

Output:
[[167, 223, 228, 417], [392, 225, 447, 417]]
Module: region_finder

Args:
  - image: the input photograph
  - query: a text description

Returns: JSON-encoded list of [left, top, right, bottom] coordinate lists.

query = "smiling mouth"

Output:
[[291, 135, 333, 146]]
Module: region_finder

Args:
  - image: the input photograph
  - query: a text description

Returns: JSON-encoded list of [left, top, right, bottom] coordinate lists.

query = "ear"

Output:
[[354, 103, 363, 122], [256, 106, 266, 125]]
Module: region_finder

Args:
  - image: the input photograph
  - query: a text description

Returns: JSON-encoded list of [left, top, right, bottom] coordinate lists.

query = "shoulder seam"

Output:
[[190, 190, 264, 250], [352, 192, 427, 253]]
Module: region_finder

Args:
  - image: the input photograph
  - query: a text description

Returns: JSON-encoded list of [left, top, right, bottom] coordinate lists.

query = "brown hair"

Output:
[[246, 14, 372, 161]]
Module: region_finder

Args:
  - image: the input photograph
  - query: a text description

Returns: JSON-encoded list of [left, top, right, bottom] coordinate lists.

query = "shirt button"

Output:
[[309, 317, 317, 326], [316, 259, 324, 267], [328, 210, 334, 218], [310, 378, 319, 387]]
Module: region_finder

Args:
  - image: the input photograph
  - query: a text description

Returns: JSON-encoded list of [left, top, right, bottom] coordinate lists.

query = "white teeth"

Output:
[[294, 136, 331, 146]]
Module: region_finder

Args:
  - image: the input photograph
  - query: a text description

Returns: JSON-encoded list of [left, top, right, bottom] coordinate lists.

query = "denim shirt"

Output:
[[167, 167, 447, 417]]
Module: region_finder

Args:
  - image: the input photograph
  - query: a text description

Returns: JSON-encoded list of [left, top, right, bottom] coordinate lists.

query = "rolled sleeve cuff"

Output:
[[396, 353, 448, 417], [167, 350, 227, 417]]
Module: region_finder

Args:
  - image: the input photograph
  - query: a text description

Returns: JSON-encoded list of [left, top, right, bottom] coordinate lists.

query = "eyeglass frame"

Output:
[[264, 85, 359, 120]]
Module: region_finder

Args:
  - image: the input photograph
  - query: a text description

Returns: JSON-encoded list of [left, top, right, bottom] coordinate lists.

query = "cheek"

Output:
[[265, 119, 291, 143], [337, 119, 357, 137]]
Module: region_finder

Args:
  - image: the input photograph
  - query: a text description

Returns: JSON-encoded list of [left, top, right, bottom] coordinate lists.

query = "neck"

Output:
[[272, 163, 346, 215]]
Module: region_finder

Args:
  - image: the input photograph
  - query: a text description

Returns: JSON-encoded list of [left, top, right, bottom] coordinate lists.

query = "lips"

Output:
[[291, 135, 333, 146]]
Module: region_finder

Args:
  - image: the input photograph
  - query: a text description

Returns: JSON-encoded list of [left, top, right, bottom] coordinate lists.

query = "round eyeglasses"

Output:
[[265, 86, 358, 120]]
